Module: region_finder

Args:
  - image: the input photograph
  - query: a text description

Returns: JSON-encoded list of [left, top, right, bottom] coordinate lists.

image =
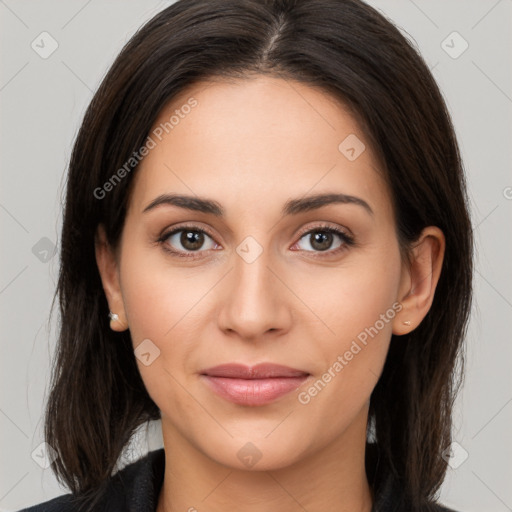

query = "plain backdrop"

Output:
[[1, 1, 511, 511]]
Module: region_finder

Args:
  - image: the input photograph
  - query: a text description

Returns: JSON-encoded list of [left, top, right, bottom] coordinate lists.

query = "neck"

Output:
[[156, 410, 373, 512]]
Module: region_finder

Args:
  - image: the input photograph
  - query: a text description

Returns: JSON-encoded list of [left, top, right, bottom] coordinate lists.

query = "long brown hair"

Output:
[[45, 0, 473, 510]]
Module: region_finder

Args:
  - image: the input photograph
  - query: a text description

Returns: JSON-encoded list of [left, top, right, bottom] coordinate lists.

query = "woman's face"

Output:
[[101, 76, 418, 470]]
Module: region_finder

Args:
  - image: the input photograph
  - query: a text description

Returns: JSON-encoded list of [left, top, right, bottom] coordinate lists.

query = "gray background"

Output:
[[1, 1, 511, 510]]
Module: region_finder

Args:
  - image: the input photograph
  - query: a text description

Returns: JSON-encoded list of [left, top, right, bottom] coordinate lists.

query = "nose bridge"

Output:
[[217, 234, 290, 337], [234, 242, 272, 297], [232, 238, 277, 313]]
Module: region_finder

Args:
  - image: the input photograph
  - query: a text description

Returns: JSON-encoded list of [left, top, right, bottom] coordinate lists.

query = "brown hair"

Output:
[[46, 0, 473, 510]]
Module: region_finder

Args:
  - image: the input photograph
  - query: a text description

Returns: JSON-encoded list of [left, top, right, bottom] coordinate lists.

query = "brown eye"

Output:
[[162, 227, 217, 254], [295, 227, 352, 253], [180, 230, 205, 251], [309, 232, 334, 251]]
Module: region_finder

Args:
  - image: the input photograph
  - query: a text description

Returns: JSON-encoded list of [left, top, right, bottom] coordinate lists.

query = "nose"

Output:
[[217, 242, 293, 341]]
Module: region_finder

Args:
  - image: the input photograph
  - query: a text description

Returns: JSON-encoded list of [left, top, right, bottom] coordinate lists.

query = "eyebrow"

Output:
[[142, 192, 373, 217]]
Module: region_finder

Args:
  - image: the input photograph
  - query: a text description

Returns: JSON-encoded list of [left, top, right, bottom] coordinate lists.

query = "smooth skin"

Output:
[[96, 76, 445, 512]]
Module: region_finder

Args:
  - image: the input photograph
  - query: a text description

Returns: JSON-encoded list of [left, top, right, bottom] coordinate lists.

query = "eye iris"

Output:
[[181, 230, 204, 250], [311, 231, 333, 251], [172, 229, 339, 252]]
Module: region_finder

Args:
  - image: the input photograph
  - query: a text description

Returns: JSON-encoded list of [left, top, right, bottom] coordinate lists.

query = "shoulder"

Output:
[[365, 443, 463, 512], [16, 448, 166, 512]]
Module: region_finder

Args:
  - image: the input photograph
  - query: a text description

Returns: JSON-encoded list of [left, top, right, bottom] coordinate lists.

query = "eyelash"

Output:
[[157, 223, 355, 259]]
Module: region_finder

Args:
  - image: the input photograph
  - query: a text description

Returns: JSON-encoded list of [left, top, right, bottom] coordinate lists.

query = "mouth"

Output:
[[199, 363, 311, 406]]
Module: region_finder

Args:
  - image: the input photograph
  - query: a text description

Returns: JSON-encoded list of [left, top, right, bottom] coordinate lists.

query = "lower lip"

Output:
[[200, 375, 309, 406]]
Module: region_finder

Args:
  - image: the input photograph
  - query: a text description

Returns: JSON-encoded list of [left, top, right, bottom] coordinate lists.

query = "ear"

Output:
[[95, 224, 129, 332], [392, 226, 445, 335]]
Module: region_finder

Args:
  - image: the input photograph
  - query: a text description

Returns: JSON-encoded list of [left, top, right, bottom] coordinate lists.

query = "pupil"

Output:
[[311, 232, 332, 251], [181, 231, 204, 250]]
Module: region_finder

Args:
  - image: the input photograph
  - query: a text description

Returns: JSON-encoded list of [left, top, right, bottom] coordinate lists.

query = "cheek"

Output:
[[293, 240, 402, 407], [117, 240, 219, 377], [120, 264, 177, 344], [117, 247, 207, 413], [118, 235, 201, 340], [295, 239, 402, 342]]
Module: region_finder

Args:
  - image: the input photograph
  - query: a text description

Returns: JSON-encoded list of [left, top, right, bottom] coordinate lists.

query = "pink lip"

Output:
[[200, 363, 310, 406]]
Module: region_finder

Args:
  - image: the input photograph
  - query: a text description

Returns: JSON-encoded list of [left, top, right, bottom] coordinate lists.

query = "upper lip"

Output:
[[200, 363, 309, 379]]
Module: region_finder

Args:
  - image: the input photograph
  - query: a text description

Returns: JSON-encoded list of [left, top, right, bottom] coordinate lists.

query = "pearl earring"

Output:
[[403, 320, 411, 326], [109, 312, 119, 322]]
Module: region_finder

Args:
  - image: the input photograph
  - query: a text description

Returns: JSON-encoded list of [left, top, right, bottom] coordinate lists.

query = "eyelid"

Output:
[[159, 222, 217, 239], [294, 222, 353, 241]]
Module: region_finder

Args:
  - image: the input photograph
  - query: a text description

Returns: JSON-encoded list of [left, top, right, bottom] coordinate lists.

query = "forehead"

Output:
[[129, 76, 391, 220]]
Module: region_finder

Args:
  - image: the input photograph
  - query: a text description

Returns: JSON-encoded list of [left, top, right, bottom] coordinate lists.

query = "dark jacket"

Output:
[[18, 445, 458, 512]]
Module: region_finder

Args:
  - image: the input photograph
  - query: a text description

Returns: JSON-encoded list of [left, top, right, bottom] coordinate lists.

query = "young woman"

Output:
[[19, 0, 473, 511]]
